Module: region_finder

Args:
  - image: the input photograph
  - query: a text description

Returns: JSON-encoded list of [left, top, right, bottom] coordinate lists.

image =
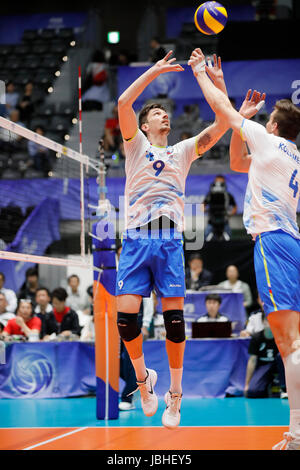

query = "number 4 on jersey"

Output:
[[289, 170, 299, 198]]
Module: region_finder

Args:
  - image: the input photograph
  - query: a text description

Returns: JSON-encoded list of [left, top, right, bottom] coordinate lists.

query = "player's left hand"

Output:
[[205, 54, 224, 83], [239, 89, 266, 119], [154, 51, 185, 74]]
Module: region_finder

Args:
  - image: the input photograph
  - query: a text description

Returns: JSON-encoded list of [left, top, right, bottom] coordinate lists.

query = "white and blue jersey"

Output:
[[123, 129, 200, 232], [240, 119, 300, 240], [240, 119, 300, 315], [116, 128, 200, 298]]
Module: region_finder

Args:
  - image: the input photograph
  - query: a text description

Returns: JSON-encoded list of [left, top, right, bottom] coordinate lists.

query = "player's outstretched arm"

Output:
[[193, 54, 229, 155], [188, 48, 244, 131], [230, 89, 266, 173], [118, 51, 184, 140]]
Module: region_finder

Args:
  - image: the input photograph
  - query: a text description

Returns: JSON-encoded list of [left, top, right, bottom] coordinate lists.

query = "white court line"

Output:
[[22, 426, 88, 450]]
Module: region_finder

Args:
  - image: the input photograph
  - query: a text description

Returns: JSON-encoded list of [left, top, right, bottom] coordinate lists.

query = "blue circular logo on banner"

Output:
[[11, 353, 53, 395]]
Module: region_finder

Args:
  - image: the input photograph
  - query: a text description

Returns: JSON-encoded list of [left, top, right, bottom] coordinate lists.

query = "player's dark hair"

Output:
[[138, 103, 167, 136], [273, 99, 300, 141]]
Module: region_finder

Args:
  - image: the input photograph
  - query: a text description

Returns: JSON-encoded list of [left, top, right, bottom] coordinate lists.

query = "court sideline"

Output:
[[0, 396, 289, 450]]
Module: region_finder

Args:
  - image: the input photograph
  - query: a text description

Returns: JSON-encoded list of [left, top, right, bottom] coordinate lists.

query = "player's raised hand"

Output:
[[188, 48, 206, 74], [154, 50, 184, 74], [239, 89, 266, 119], [205, 54, 224, 83]]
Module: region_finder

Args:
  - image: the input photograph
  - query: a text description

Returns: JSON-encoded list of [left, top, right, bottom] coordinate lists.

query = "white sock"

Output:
[[132, 354, 147, 383], [290, 410, 300, 436], [284, 349, 300, 436], [169, 367, 183, 395]]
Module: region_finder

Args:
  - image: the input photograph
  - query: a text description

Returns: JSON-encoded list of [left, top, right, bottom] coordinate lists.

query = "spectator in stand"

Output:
[[5, 81, 19, 113], [244, 315, 287, 399], [52, 287, 81, 338], [0, 272, 17, 313], [66, 274, 91, 329], [185, 253, 213, 291], [17, 267, 40, 305], [0, 292, 15, 331], [103, 104, 121, 152], [34, 287, 58, 340], [82, 50, 110, 111], [2, 299, 41, 340], [17, 81, 39, 126], [149, 37, 166, 62], [240, 293, 265, 337], [180, 131, 193, 141], [197, 293, 229, 322], [218, 264, 253, 309], [27, 126, 53, 176], [0, 109, 25, 152]]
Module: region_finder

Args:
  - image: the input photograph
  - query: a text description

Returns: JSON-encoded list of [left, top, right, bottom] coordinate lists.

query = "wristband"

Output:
[[193, 59, 206, 74]]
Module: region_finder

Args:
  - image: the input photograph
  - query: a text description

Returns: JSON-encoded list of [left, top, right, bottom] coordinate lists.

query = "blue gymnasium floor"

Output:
[[0, 396, 289, 428]]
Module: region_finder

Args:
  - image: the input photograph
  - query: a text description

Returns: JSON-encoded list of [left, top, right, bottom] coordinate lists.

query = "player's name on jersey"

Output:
[[278, 142, 300, 164]]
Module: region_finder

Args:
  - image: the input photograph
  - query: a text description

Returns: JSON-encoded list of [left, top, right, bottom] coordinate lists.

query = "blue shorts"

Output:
[[254, 230, 300, 316], [116, 228, 186, 298]]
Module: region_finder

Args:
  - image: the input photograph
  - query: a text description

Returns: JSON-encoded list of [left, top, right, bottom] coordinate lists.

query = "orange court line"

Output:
[[0, 426, 289, 450]]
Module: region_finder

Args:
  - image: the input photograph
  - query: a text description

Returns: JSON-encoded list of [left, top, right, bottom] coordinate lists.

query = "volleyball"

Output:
[[194, 1, 228, 35]]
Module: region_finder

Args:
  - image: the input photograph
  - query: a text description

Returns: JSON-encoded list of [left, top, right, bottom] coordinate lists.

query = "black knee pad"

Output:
[[163, 309, 185, 343], [117, 312, 141, 342]]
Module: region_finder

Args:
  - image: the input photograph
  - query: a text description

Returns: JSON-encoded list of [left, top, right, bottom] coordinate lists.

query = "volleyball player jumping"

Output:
[[189, 47, 300, 450], [116, 51, 228, 428]]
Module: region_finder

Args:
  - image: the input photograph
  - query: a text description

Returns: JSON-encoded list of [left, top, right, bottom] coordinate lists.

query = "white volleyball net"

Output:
[[0, 114, 98, 277]]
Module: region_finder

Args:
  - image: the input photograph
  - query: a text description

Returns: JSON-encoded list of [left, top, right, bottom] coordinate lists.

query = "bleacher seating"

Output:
[[0, 27, 77, 179]]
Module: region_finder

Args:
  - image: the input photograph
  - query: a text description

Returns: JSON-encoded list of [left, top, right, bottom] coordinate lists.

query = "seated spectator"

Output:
[[17, 266, 40, 305], [197, 293, 229, 322], [244, 315, 287, 398], [218, 265, 253, 309], [80, 315, 94, 341], [82, 50, 110, 111], [52, 287, 81, 338], [0, 292, 15, 329], [180, 131, 192, 141], [0, 109, 25, 152], [5, 81, 19, 113], [2, 299, 41, 340], [103, 104, 121, 152], [17, 81, 38, 126], [185, 253, 212, 291], [27, 125, 53, 176], [240, 293, 264, 337], [66, 274, 90, 313], [34, 287, 58, 340], [80, 284, 94, 341], [111, 139, 125, 163], [0, 271, 17, 313], [149, 37, 166, 62]]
